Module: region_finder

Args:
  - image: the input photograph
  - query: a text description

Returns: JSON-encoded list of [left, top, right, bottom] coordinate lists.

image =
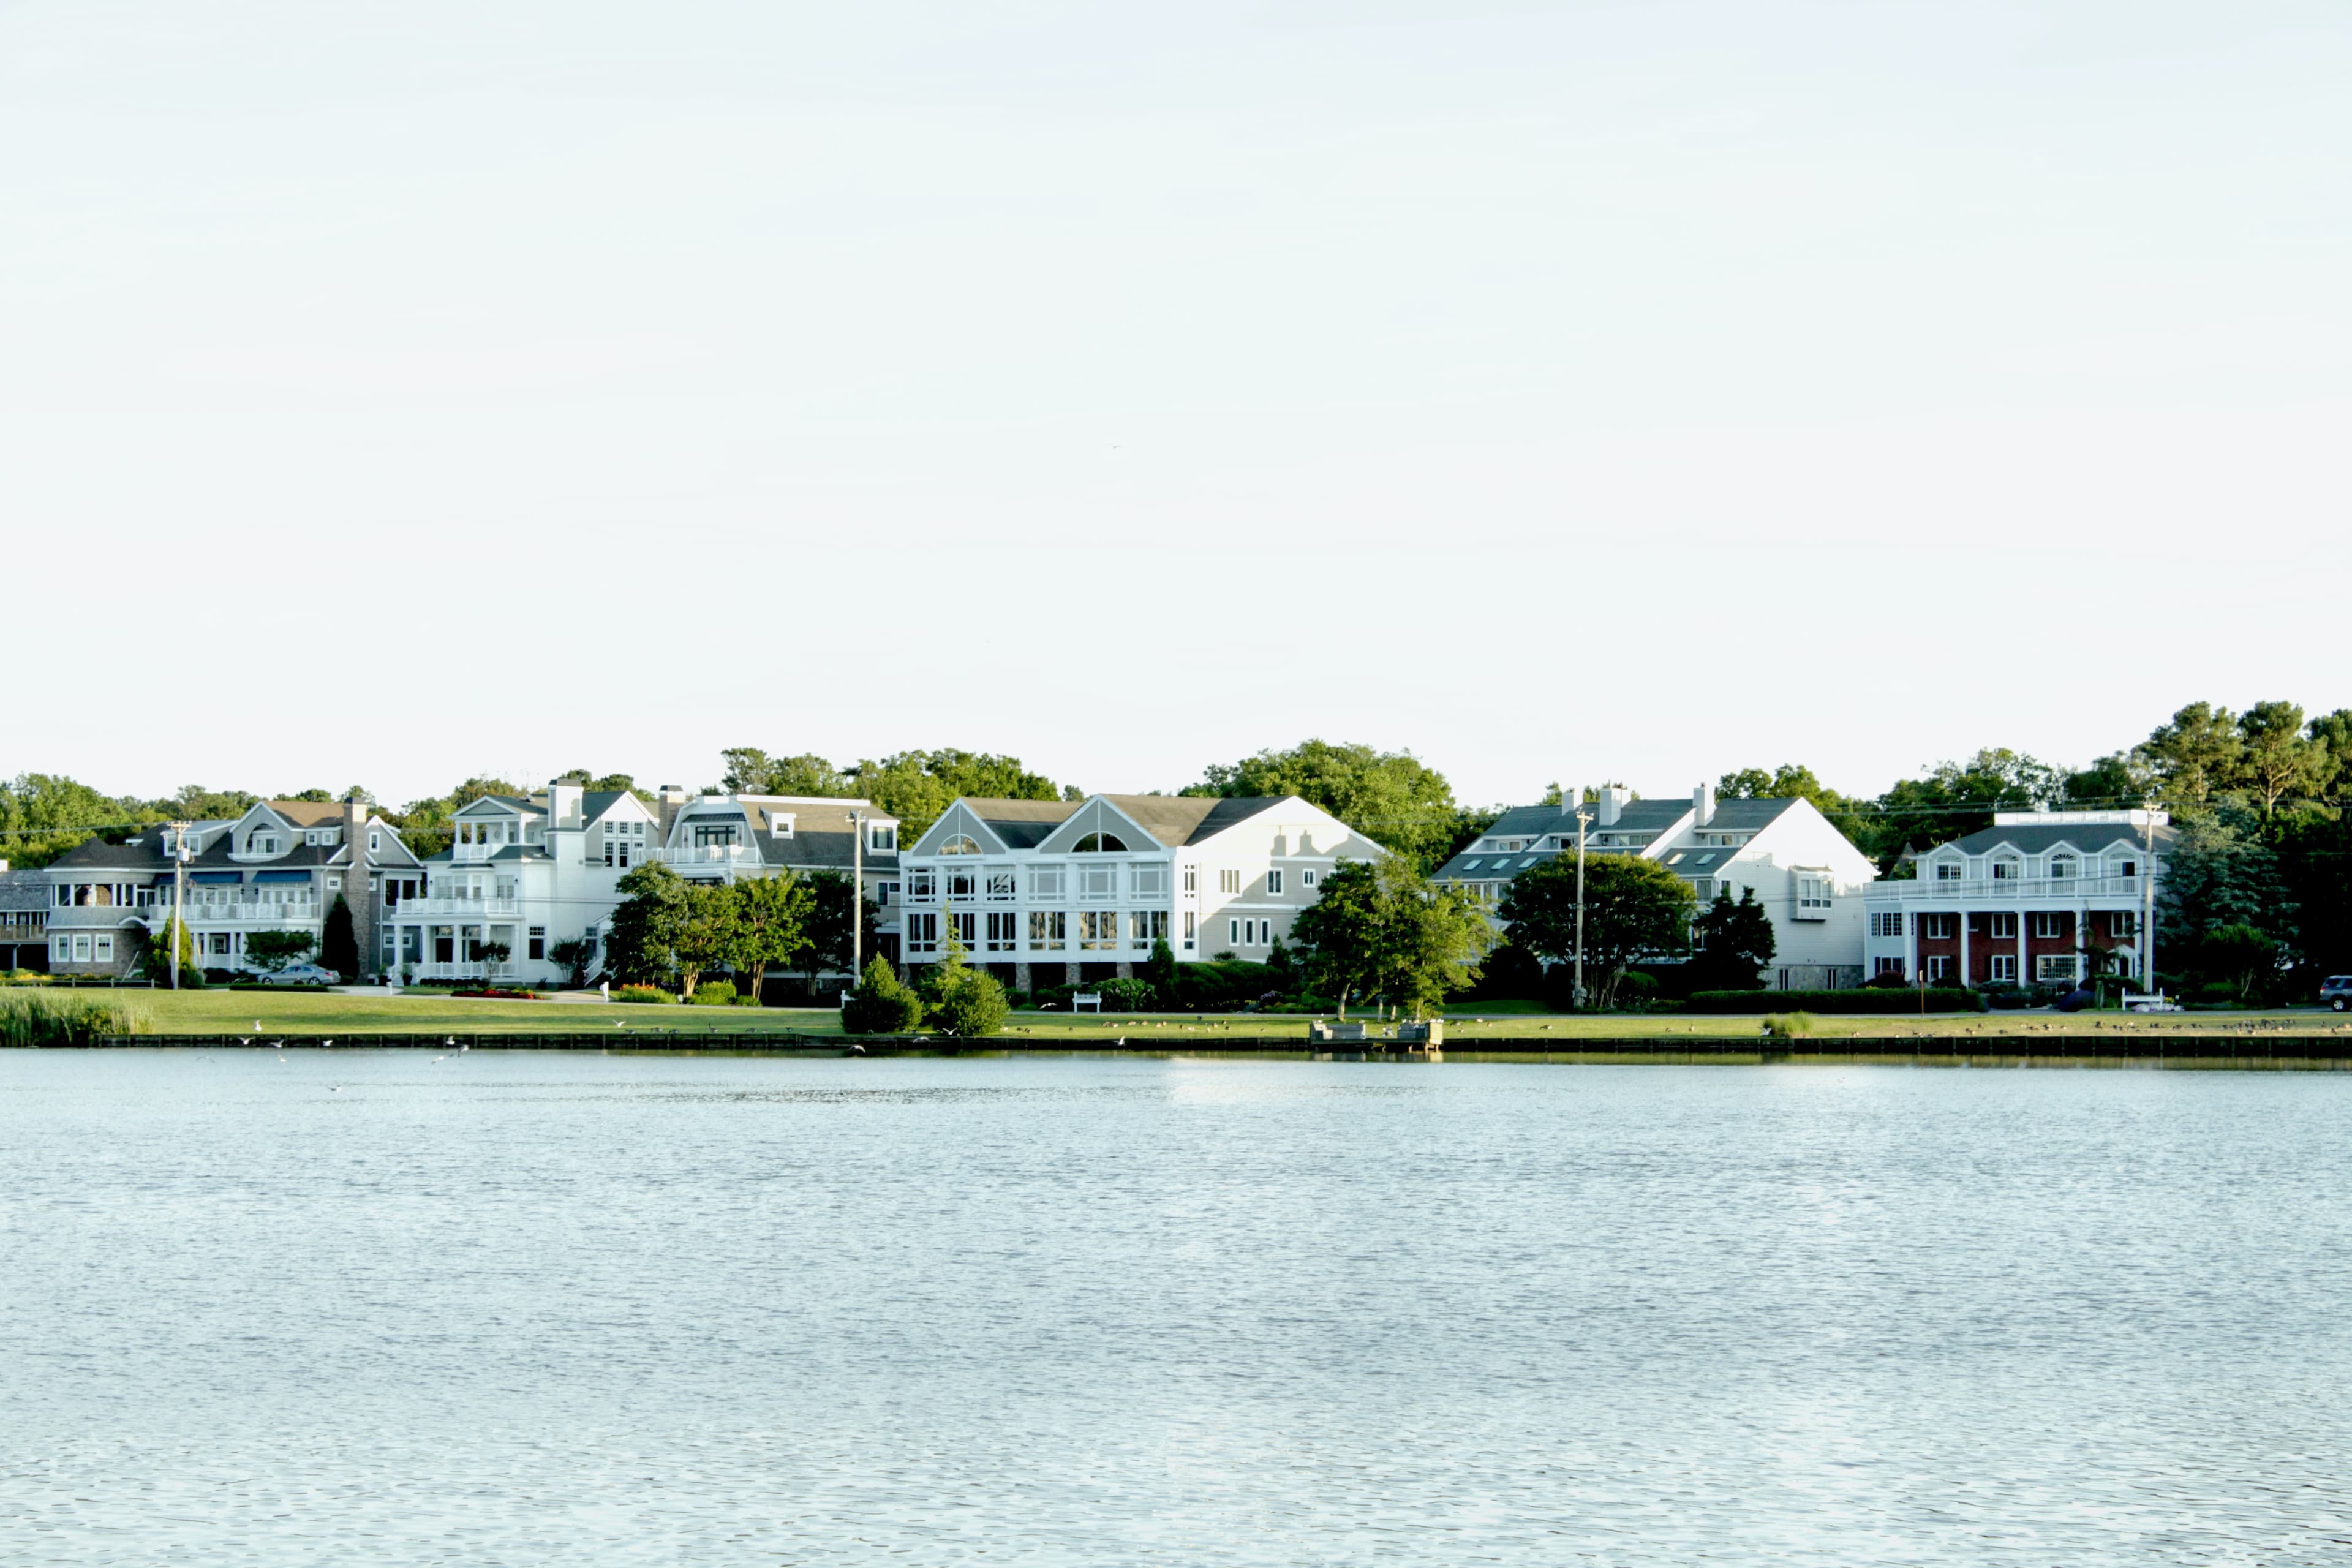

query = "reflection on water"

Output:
[[4, 1051, 2350, 1564]]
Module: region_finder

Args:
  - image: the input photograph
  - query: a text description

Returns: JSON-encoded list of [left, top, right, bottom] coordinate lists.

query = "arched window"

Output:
[[940, 835, 981, 855], [1074, 832, 1128, 853]]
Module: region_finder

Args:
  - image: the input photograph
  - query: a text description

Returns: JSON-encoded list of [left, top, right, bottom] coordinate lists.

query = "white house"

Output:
[[1861, 809, 2168, 987], [42, 796, 420, 978], [1433, 783, 1879, 990], [647, 787, 903, 973], [897, 793, 1388, 989]]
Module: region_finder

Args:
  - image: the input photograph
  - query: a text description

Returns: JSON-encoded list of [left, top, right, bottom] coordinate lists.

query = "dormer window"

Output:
[[1936, 861, 1962, 881], [868, 824, 897, 853], [770, 813, 795, 839], [2050, 856, 2076, 879], [249, 833, 278, 855], [1991, 859, 2019, 880]]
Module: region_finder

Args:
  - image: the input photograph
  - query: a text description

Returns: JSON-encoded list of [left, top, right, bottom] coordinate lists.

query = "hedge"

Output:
[[1687, 988, 1983, 1014]]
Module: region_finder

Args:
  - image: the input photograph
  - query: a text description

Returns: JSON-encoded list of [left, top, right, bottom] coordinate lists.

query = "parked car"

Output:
[[2320, 976, 2352, 1012], [263, 963, 342, 986]]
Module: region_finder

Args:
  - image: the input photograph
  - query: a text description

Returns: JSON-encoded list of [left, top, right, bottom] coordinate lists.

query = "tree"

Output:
[[386, 775, 526, 858], [1497, 853, 1695, 1008], [320, 895, 360, 981], [284, 788, 336, 803], [1183, 739, 1466, 871], [2236, 701, 2327, 816], [554, 769, 647, 800], [160, 785, 260, 821], [842, 954, 924, 1033], [2201, 923, 2279, 1003], [719, 749, 855, 797], [1866, 749, 2065, 868], [137, 917, 199, 985], [923, 931, 1008, 1036], [2135, 703, 2244, 808], [0, 772, 158, 869], [2155, 804, 2296, 979], [804, 869, 879, 984], [848, 750, 1063, 845], [548, 937, 596, 987], [720, 872, 815, 1003], [604, 861, 693, 987], [2307, 709, 2352, 797], [1686, 888, 1776, 992], [1289, 858, 1491, 1019], [1144, 937, 1179, 1006], [244, 929, 317, 974], [673, 882, 736, 999]]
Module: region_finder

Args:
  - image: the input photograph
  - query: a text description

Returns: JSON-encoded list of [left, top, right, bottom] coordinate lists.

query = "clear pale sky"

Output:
[[5, 1, 2345, 810]]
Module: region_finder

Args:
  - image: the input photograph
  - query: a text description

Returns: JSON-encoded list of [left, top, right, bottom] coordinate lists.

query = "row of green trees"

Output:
[[599, 861, 873, 1000]]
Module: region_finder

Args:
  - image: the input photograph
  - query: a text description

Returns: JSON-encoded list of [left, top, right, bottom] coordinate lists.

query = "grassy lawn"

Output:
[[104, 989, 2352, 1042]]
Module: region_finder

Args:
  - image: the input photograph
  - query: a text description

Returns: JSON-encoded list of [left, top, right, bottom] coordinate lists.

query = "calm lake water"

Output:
[[4, 1051, 2350, 1565]]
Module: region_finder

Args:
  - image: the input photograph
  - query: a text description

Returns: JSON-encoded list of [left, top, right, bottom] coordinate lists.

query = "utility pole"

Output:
[[169, 821, 190, 990], [850, 810, 865, 988], [2140, 796, 2158, 993], [1572, 795, 1592, 1010]]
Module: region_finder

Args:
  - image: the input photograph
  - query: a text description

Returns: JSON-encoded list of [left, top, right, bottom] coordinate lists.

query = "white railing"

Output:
[[385, 898, 522, 918], [154, 903, 323, 927], [1866, 875, 2146, 903], [655, 844, 763, 867], [405, 960, 516, 982]]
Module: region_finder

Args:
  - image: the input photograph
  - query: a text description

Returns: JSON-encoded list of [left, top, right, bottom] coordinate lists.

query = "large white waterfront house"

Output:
[[1861, 809, 2168, 986], [42, 796, 420, 978], [898, 793, 1387, 989], [1433, 783, 1879, 990], [392, 782, 903, 990]]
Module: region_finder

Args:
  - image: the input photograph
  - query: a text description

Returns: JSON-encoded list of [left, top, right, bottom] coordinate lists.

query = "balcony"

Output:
[[454, 841, 538, 863], [654, 844, 763, 869], [384, 897, 523, 918], [154, 902, 324, 927], [1866, 875, 2145, 903]]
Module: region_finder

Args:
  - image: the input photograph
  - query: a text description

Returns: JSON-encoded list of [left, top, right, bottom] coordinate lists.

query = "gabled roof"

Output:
[[1698, 799, 1801, 832], [949, 799, 1082, 850], [1096, 794, 1293, 847], [265, 799, 350, 828], [1939, 821, 2171, 858], [582, 790, 645, 823]]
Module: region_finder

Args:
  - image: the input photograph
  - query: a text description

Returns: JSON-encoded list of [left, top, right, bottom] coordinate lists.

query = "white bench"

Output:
[[1071, 992, 1102, 1013]]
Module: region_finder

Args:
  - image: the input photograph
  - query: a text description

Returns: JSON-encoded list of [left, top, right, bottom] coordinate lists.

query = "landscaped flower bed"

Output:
[[450, 987, 546, 1001]]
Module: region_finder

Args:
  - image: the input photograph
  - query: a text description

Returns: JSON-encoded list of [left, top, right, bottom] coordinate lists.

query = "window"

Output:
[[1989, 955, 2018, 982], [1463, 858, 1483, 871], [528, 926, 546, 961], [1935, 861, 1962, 881], [1079, 864, 1117, 900], [2037, 954, 2082, 983], [2049, 855, 2075, 880], [1869, 911, 1904, 938], [869, 824, 897, 853], [878, 881, 900, 905], [368, 831, 380, 853], [1924, 955, 1951, 981], [693, 822, 741, 848], [1229, 918, 1239, 946], [2030, 912, 2066, 940], [985, 911, 1019, 952], [1130, 911, 1169, 948], [1985, 912, 2018, 940], [1692, 878, 1717, 902], [1030, 865, 1065, 899], [951, 912, 976, 947], [2119, 859, 2138, 878], [1182, 866, 1197, 894], [907, 912, 939, 955], [940, 835, 981, 855], [1079, 911, 1120, 950], [1795, 874, 1832, 913], [93, 935, 113, 962], [1074, 832, 1128, 853], [250, 833, 277, 854], [986, 869, 1017, 902], [211, 933, 234, 957], [770, 815, 794, 839], [1921, 913, 1956, 940], [1266, 869, 1284, 896], [1218, 869, 1242, 895], [947, 869, 977, 900], [1132, 862, 1167, 897], [1302, 869, 1317, 889], [1027, 911, 1066, 950], [1874, 956, 1905, 977], [1183, 911, 1196, 951], [908, 869, 937, 901], [1991, 860, 2019, 880], [2111, 911, 2139, 938], [432, 926, 455, 963]]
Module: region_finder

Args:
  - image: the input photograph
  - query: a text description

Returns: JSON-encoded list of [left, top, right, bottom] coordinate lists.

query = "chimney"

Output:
[[548, 776, 584, 831], [658, 784, 689, 839], [1597, 786, 1628, 827], [1693, 782, 1716, 827], [342, 790, 376, 980]]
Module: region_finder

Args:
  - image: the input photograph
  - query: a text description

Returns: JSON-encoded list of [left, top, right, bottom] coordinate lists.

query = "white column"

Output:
[[1909, 906, 1921, 981], [2017, 906, 2029, 988], [1960, 909, 1972, 989]]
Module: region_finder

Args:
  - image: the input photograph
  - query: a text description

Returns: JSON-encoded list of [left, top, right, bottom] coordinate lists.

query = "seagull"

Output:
[[255, 1020, 263, 1033], [431, 1055, 448, 1064], [322, 1039, 333, 1049], [239, 1037, 252, 1047]]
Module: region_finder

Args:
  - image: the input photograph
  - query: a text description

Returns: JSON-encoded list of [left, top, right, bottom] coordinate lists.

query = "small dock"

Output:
[[1306, 1020, 1443, 1062]]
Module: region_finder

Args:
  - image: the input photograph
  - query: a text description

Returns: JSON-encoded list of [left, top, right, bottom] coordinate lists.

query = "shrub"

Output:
[[842, 956, 924, 1034], [930, 958, 1009, 1038], [0, 990, 149, 1047], [1092, 976, 1155, 1011], [1762, 1012, 1817, 1038], [614, 984, 678, 1005], [451, 987, 545, 1000], [689, 980, 739, 1007], [1687, 988, 1982, 1014]]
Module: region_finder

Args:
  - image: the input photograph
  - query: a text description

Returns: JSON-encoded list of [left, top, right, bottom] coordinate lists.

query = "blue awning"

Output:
[[189, 872, 243, 884], [252, 870, 311, 884]]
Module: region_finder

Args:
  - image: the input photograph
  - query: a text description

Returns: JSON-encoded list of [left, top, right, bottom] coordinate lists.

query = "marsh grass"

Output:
[[1762, 1012, 1819, 1039], [0, 989, 151, 1047]]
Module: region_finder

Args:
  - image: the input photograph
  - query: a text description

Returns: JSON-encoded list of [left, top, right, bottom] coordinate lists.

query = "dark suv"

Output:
[[2322, 976, 2352, 1012]]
